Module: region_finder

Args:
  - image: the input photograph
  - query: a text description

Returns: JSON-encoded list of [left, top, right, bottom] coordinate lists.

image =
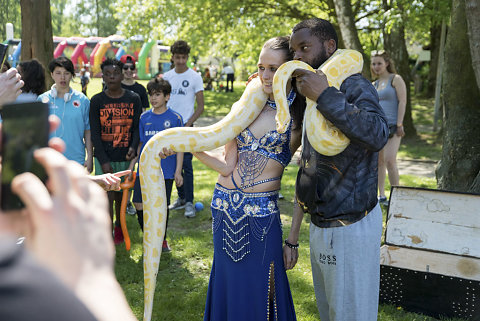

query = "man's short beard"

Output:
[[310, 48, 329, 69]]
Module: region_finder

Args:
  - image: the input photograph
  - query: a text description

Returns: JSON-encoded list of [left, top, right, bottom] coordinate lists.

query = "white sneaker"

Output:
[[169, 198, 186, 210], [184, 202, 196, 218], [278, 192, 284, 200]]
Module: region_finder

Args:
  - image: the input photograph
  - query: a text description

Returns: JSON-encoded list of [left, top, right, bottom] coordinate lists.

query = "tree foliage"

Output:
[[73, 0, 119, 36], [0, 0, 22, 39], [115, 0, 334, 70]]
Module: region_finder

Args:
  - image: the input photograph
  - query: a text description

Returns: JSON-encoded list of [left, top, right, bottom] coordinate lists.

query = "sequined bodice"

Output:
[[236, 121, 293, 167]]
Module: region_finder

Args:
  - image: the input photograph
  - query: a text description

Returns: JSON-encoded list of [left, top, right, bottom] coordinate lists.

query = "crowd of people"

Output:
[[0, 16, 412, 321]]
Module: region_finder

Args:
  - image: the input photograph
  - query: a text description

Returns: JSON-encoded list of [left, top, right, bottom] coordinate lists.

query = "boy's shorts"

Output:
[[133, 175, 174, 206], [94, 158, 130, 177]]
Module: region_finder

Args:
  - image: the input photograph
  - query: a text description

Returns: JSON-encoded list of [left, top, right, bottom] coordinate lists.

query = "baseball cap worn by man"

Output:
[[120, 55, 136, 67]]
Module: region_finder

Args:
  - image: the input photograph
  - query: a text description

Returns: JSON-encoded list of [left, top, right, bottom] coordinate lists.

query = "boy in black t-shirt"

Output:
[[89, 58, 142, 244]]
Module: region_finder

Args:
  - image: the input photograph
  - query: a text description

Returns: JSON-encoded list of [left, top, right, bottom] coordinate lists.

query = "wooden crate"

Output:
[[380, 186, 480, 320]]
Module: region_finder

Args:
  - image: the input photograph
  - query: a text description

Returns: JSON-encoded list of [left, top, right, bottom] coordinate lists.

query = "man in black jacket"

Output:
[[283, 18, 389, 321]]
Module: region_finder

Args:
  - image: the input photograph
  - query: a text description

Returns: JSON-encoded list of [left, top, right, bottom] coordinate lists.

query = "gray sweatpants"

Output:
[[309, 204, 383, 321]]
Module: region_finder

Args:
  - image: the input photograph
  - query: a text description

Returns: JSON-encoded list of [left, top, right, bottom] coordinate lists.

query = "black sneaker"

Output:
[[169, 198, 186, 210]]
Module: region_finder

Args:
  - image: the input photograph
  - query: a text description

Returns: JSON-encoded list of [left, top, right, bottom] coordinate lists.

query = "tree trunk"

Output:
[[332, 0, 370, 77], [20, 0, 53, 87], [383, 23, 417, 138], [436, 0, 480, 193], [427, 22, 442, 97], [95, 0, 100, 36], [465, 0, 480, 90]]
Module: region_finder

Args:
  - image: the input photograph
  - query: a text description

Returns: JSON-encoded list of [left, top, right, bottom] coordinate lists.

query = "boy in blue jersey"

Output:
[[129, 77, 184, 252]]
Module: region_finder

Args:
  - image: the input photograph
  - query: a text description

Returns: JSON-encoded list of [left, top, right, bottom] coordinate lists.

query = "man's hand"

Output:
[[174, 170, 183, 187], [91, 170, 131, 191], [246, 72, 258, 85], [292, 69, 329, 102], [84, 157, 93, 174], [283, 242, 299, 270], [11, 148, 114, 289], [0, 68, 24, 105], [101, 162, 113, 174], [125, 147, 136, 161]]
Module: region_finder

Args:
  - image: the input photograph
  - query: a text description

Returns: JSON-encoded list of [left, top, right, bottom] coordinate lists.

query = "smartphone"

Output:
[[0, 43, 8, 71], [1, 102, 49, 210]]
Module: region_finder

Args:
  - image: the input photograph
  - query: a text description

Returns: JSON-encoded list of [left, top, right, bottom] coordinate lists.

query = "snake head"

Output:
[[319, 49, 363, 89]]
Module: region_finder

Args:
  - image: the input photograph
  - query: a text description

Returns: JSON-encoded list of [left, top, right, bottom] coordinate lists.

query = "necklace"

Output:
[[266, 89, 296, 110]]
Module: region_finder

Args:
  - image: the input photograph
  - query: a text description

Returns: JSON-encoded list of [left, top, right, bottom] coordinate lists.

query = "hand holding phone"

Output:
[[0, 68, 23, 106], [0, 43, 7, 71], [1, 102, 50, 210]]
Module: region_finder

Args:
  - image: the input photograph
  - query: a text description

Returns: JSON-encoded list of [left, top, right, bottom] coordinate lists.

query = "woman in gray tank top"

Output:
[[371, 51, 406, 205]]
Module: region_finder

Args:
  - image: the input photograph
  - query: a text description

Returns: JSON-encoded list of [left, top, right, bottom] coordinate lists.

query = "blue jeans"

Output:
[[176, 152, 194, 202]]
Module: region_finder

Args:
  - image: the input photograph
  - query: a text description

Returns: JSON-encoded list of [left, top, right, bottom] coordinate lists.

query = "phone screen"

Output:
[[1, 102, 49, 210], [0, 43, 8, 71]]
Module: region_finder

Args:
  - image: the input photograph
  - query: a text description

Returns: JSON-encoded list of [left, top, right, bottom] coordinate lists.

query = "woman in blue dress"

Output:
[[193, 36, 304, 321]]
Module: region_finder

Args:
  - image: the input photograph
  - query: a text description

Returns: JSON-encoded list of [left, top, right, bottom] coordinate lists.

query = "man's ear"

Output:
[[325, 39, 336, 56], [165, 94, 170, 102]]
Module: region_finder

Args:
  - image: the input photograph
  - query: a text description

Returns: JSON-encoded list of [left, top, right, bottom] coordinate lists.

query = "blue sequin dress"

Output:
[[203, 120, 297, 321]]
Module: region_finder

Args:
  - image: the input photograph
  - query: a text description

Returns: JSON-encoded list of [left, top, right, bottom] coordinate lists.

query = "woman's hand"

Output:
[[396, 125, 405, 137]]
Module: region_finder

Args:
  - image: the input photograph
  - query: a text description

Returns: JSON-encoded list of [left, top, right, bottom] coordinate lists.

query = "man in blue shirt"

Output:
[[283, 18, 388, 321], [38, 57, 92, 173]]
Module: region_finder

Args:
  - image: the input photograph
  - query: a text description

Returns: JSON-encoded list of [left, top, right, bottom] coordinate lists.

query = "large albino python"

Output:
[[139, 49, 363, 320]]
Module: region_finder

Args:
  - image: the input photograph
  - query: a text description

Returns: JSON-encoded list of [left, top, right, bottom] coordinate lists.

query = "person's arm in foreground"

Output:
[[0, 68, 23, 105], [91, 170, 131, 192], [283, 199, 304, 270], [175, 152, 184, 187], [11, 149, 137, 321]]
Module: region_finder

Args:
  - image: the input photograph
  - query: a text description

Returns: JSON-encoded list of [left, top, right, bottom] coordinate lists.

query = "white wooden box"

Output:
[[380, 186, 480, 320]]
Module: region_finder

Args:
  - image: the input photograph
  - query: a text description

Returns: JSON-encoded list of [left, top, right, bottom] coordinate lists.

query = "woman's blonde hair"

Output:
[[370, 50, 397, 79]]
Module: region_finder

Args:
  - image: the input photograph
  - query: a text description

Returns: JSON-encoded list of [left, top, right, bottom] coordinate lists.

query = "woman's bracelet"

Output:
[[284, 239, 299, 249]]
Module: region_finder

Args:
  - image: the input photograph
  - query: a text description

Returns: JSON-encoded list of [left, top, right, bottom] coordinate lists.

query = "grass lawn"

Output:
[[80, 77, 457, 320]]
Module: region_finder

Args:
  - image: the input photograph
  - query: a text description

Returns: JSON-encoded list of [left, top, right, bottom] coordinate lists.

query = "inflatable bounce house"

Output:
[[3, 23, 172, 80]]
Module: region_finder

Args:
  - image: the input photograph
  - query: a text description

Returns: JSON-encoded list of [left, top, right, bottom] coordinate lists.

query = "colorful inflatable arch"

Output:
[[71, 41, 89, 69], [91, 39, 111, 75], [54, 40, 67, 58], [115, 46, 126, 60], [137, 40, 156, 80]]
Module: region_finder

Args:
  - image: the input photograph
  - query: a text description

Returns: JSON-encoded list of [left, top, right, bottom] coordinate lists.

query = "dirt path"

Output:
[[195, 116, 436, 178]]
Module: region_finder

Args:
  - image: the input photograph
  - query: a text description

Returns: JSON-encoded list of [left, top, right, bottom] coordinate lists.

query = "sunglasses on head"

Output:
[[371, 50, 386, 56], [123, 65, 135, 71]]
